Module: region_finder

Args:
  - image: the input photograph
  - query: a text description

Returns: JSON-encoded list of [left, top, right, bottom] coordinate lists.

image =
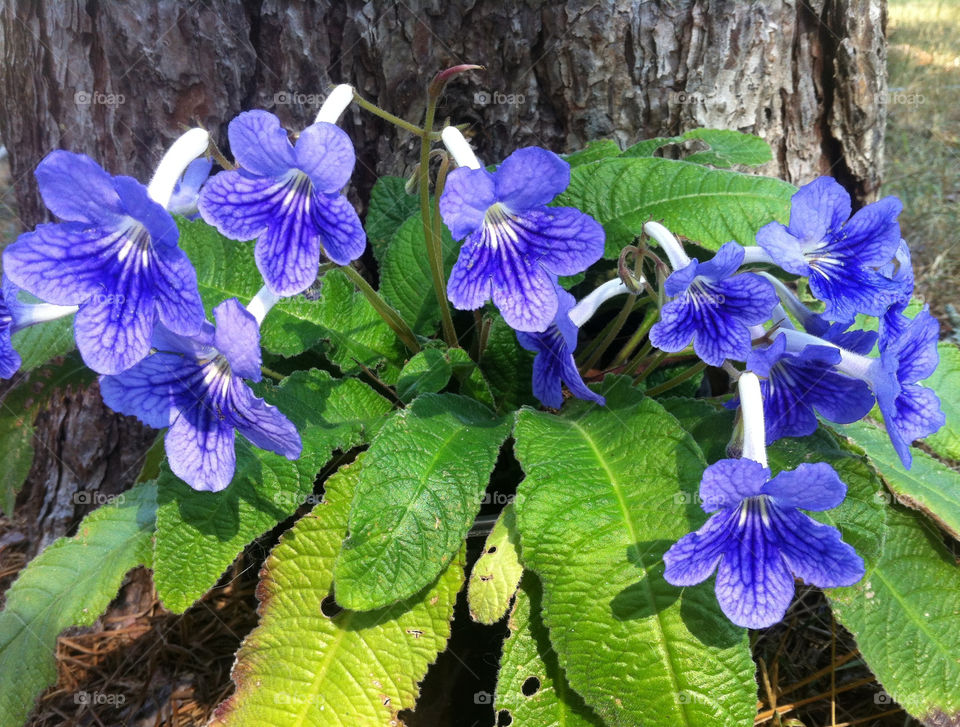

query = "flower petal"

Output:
[[755, 221, 811, 276], [697, 241, 744, 281], [889, 384, 945, 467], [662, 259, 701, 298], [198, 170, 287, 241], [294, 122, 355, 193], [447, 233, 495, 312], [228, 110, 295, 177], [98, 353, 186, 429], [491, 256, 557, 333], [834, 196, 902, 266], [494, 147, 570, 212], [699, 458, 769, 511], [34, 150, 124, 224], [513, 207, 605, 277], [254, 192, 321, 297], [439, 167, 497, 240], [3, 223, 112, 306], [74, 283, 156, 374], [229, 383, 302, 459], [166, 412, 236, 492], [786, 176, 851, 244], [762, 463, 847, 511], [714, 510, 795, 628], [213, 298, 262, 381], [807, 263, 901, 322], [113, 176, 180, 250], [649, 298, 697, 354], [311, 193, 366, 265], [766, 505, 864, 587], [894, 307, 940, 384], [663, 508, 738, 586], [152, 245, 205, 337]]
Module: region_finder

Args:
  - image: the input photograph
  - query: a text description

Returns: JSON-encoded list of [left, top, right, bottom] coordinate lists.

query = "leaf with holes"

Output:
[[153, 370, 391, 612], [334, 393, 511, 610], [836, 419, 960, 541], [622, 129, 773, 168], [563, 139, 622, 167], [512, 376, 756, 727], [210, 455, 465, 727], [556, 156, 794, 256], [366, 175, 420, 262], [380, 213, 459, 335], [0, 482, 156, 727], [468, 504, 524, 624], [495, 574, 605, 727]]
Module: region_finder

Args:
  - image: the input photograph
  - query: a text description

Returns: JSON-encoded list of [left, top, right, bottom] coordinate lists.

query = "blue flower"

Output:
[[756, 177, 903, 322], [871, 306, 944, 468], [2, 151, 205, 375], [168, 157, 213, 219], [663, 458, 864, 628], [649, 241, 777, 366], [438, 147, 604, 332], [516, 286, 605, 409], [737, 333, 875, 442], [878, 239, 914, 348], [0, 279, 20, 379], [100, 298, 301, 492], [199, 110, 365, 297]]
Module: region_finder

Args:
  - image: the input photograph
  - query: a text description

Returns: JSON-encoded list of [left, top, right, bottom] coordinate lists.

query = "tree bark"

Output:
[[0, 0, 887, 567]]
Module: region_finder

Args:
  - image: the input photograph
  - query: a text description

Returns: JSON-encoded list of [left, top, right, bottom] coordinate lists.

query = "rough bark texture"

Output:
[[0, 0, 886, 576]]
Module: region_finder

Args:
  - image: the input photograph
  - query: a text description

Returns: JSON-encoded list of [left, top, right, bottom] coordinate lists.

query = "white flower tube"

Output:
[[441, 126, 482, 170], [738, 371, 768, 467], [147, 128, 210, 209], [569, 278, 635, 328], [247, 285, 281, 326], [315, 84, 355, 124], [643, 220, 691, 271]]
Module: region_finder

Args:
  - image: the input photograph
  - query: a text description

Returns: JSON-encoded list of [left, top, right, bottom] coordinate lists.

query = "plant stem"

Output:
[[352, 91, 428, 137], [612, 303, 658, 367], [623, 340, 654, 377], [340, 264, 421, 354], [261, 366, 285, 382], [632, 349, 668, 384], [419, 90, 459, 348], [643, 360, 708, 397]]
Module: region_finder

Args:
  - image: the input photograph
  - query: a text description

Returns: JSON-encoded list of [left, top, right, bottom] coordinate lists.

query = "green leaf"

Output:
[[365, 175, 420, 262], [480, 316, 536, 411], [10, 315, 76, 372], [623, 129, 773, 168], [179, 219, 405, 371], [563, 139, 623, 167], [210, 455, 465, 727], [658, 396, 734, 465], [827, 508, 960, 722], [557, 156, 795, 256], [495, 575, 605, 727], [379, 213, 459, 335], [923, 342, 960, 461], [512, 376, 756, 727], [335, 393, 511, 610], [446, 347, 496, 408], [0, 482, 157, 727], [836, 419, 960, 541], [153, 370, 391, 612], [396, 347, 453, 403], [0, 354, 95, 515], [468, 504, 523, 624]]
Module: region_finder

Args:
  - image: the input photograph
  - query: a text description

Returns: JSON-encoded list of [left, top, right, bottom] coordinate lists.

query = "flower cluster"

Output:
[[645, 178, 943, 469], [0, 88, 365, 490]]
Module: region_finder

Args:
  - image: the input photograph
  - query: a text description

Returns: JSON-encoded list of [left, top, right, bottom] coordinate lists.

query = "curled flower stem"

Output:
[[644, 360, 707, 398], [643, 220, 690, 271], [147, 127, 210, 208], [420, 103, 458, 348], [315, 84, 354, 124], [351, 91, 429, 137], [340, 264, 421, 354], [738, 371, 768, 467]]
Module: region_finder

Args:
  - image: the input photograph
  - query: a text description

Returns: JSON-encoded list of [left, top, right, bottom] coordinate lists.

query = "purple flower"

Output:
[[516, 286, 605, 409], [199, 110, 365, 297], [737, 333, 875, 442], [878, 239, 914, 348], [756, 177, 903, 323], [649, 241, 777, 366], [871, 306, 944, 468], [2, 151, 205, 375], [0, 280, 19, 379], [168, 157, 213, 218], [663, 458, 864, 628], [438, 147, 604, 332], [100, 298, 301, 492]]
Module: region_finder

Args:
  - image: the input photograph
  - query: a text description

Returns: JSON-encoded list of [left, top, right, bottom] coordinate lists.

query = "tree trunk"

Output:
[[0, 0, 886, 580]]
